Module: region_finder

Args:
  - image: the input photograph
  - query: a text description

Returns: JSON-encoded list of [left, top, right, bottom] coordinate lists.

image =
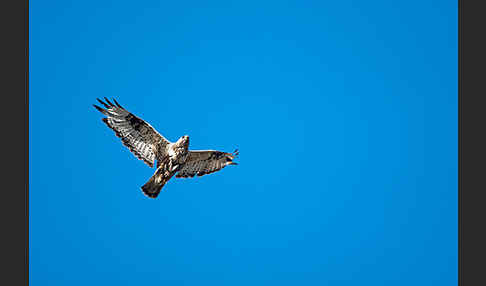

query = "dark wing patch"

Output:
[[93, 98, 171, 167], [176, 149, 238, 178]]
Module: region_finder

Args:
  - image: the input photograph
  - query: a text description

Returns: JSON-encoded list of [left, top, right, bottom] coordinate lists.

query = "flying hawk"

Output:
[[93, 98, 239, 198]]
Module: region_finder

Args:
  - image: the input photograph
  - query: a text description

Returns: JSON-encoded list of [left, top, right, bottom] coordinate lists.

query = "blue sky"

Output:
[[30, 1, 457, 285]]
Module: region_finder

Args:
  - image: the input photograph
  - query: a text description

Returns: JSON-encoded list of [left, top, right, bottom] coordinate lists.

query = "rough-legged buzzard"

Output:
[[93, 98, 238, 198]]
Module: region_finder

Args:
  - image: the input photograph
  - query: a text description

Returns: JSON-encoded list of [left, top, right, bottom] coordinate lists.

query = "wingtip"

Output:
[[104, 97, 115, 107], [93, 104, 106, 114], [112, 98, 123, 108], [96, 98, 110, 108]]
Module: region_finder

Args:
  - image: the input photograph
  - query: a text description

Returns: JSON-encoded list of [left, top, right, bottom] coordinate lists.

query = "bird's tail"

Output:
[[141, 167, 173, 199]]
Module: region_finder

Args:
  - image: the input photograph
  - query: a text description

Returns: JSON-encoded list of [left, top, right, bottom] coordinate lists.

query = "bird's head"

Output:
[[176, 135, 190, 148]]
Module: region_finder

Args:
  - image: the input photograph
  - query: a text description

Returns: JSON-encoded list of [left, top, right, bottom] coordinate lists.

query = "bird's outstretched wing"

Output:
[[93, 98, 170, 168], [176, 149, 239, 178]]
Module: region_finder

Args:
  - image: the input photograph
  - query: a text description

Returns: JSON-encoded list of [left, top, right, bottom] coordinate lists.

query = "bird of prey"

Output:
[[93, 98, 239, 198]]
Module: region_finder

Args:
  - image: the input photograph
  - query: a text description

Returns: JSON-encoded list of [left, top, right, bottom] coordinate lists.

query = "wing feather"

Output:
[[93, 98, 171, 168], [176, 150, 238, 178]]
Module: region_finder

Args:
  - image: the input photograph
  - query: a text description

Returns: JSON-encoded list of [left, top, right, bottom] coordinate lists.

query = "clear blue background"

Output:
[[30, 1, 457, 285]]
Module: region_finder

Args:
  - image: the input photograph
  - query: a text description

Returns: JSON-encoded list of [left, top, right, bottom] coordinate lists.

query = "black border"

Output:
[[25, 0, 29, 284], [2, 0, 28, 284], [3, 0, 485, 284], [459, 0, 486, 285]]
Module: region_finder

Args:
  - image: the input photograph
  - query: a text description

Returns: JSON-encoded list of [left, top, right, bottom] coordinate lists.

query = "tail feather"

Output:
[[141, 167, 174, 198], [141, 178, 164, 199]]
